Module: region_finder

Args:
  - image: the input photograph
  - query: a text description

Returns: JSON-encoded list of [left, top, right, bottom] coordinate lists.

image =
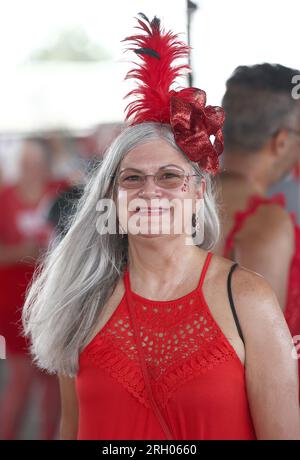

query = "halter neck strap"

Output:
[[123, 251, 213, 297], [198, 251, 213, 289]]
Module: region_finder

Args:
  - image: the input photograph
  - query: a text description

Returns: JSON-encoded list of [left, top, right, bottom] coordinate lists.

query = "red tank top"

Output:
[[75, 252, 256, 440], [223, 194, 300, 338]]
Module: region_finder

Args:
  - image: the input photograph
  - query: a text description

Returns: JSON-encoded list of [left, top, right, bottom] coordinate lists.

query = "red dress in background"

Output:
[[0, 180, 69, 355], [223, 194, 300, 396], [76, 252, 256, 440]]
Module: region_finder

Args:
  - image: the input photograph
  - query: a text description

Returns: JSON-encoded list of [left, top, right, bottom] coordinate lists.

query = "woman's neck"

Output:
[[127, 235, 204, 279]]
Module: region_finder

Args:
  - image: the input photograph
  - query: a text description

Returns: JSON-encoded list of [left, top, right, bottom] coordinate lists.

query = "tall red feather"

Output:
[[123, 14, 190, 125]]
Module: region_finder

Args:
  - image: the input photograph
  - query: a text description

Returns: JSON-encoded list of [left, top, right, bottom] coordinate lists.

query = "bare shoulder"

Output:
[[224, 255, 283, 320], [250, 200, 293, 226], [226, 202, 294, 311], [228, 263, 281, 317], [209, 253, 287, 331], [238, 201, 294, 244]]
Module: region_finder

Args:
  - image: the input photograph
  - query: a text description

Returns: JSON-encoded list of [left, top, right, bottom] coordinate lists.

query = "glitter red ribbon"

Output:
[[170, 88, 225, 174]]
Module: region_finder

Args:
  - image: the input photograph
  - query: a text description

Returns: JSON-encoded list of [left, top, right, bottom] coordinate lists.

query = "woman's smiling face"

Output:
[[115, 139, 205, 239]]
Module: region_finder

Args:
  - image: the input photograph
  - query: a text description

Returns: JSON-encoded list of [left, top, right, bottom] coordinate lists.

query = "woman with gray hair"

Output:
[[22, 16, 299, 440]]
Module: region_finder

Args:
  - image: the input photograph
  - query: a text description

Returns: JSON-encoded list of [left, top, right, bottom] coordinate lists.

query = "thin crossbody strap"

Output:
[[227, 263, 245, 344], [124, 270, 175, 440]]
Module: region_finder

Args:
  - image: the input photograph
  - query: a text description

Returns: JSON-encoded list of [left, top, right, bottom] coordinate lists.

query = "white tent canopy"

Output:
[[0, 61, 129, 133]]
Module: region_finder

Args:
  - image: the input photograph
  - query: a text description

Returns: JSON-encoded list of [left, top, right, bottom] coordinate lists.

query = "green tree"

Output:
[[30, 28, 110, 62]]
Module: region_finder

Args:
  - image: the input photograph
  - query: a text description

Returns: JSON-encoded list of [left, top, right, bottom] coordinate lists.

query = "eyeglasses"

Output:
[[111, 168, 199, 190]]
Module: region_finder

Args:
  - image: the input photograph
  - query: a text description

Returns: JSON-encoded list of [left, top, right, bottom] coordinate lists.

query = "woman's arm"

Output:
[[58, 374, 79, 440], [232, 267, 300, 439]]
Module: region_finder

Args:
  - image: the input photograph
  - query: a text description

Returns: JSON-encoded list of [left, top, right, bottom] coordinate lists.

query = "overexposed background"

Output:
[[0, 0, 186, 132], [0, 0, 299, 132]]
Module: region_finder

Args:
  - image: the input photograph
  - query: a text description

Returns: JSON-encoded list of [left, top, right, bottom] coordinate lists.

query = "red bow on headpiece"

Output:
[[170, 88, 225, 173], [123, 14, 225, 175]]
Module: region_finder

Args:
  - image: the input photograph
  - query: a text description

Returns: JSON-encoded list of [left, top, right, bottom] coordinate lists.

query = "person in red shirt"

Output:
[[214, 63, 300, 400], [22, 17, 300, 440], [0, 137, 69, 439]]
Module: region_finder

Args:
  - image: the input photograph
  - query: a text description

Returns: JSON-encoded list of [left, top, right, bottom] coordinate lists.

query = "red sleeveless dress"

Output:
[[75, 252, 256, 440], [223, 194, 300, 397], [223, 194, 300, 338]]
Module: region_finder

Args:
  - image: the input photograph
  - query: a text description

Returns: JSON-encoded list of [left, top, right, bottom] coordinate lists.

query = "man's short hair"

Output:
[[222, 63, 300, 152]]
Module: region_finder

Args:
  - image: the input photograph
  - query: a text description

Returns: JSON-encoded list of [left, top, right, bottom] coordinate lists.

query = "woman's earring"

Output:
[[192, 212, 196, 229], [196, 214, 201, 233], [192, 212, 201, 234]]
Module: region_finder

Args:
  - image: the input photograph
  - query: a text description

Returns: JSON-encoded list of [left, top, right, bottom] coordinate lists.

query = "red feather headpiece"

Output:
[[123, 13, 225, 174]]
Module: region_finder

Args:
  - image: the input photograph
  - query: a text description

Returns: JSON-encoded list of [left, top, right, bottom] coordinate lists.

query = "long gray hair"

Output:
[[22, 122, 220, 377]]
